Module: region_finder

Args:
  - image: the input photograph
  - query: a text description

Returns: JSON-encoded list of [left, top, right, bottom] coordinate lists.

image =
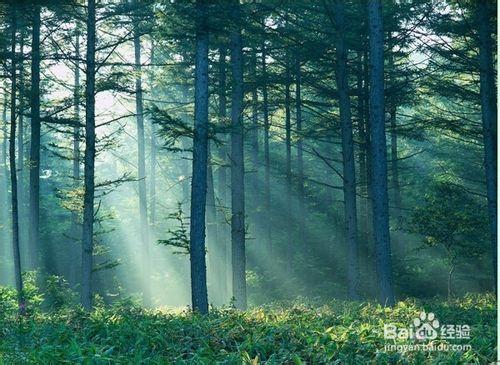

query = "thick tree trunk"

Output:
[[189, 0, 209, 314], [133, 8, 152, 308], [230, 0, 246, 310], [356, 51, 368, 247], [216, 46, 229, 301], [367, 0, 394, 306], [295, 57, 305, 252], [477, 0, 497, 289], [29, 4, 41, 270], [81, 0, 97, 310], [261, 42, 272, 253], [9, 8, 25, 315], [334, 0, 359, 300]]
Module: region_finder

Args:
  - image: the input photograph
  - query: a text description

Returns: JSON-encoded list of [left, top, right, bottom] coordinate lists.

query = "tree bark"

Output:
[[29, 4, 41, 270], [189, 0, 209, 314], [71, 32, 81, 238], [81, 0, 97, 310], [295, 57, 305, 254], [216, 46, 229, 302], [261, 41, 272, 253], [9, 7, 25, 315], [388, 37, 402, 228], [133, 4, 151, 308], [477, 0, 497, 289], [367, 0, 394, 306], [334, 0, 359, 300], [284, 51, 292, 267], [230, 0, 246, 310]]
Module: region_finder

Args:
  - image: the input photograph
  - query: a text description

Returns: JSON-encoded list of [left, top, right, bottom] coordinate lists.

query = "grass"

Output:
[[0, 288, 496, 364]]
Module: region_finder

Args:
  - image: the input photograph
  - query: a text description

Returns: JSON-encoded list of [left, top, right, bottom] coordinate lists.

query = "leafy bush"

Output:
[[0, 293, 495, 364]]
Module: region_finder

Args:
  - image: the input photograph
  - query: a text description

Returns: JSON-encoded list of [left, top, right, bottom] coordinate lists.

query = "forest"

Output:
[[0, 0, 497, 363]]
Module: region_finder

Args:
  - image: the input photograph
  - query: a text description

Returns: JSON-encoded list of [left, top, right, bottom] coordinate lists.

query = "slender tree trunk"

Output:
[[29, 4, 41, 270], [17, 31, 25, 258], [9, 8, 25, 315], [71, 32, 81, 235], [216, 46, 229, 301], [295, 57, 305, 252], [249, 50, 259, 216], [189, 0, 209, 314], [133, 7, 151, 308], [367, 0, 394, 306], [477, 0, 497, 289], [388, 39, 402, 228], [81, 0, 97, 310], [230, 0, 246, 310], [0, 94, 9, 284], [150, 42, 157, 227], [206, 146, 219, 302], [284, 51, 292, 267], [334, 0, 359, 300], [261, 42, 272, 253]]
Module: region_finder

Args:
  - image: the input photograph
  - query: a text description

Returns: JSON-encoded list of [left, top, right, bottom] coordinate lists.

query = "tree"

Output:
[[331, 0, 359, 300], [132, 0, 151, 307], [81, 0, 97, 310], [9, 5, 26, 315], [230, 0, 246, 310], [476, 0, 497, 289], [29, 3, 41, 270], [189, 0, 209, 314], [367, 0, 394, 306]]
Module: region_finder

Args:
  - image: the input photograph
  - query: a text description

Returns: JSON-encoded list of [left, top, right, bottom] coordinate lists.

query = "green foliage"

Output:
[[0, 293, 495, 364], [411, 180, 488, 261], [157, 202, 190, 255]]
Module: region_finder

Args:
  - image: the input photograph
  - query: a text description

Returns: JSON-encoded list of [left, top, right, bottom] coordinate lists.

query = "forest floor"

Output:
[[0, 289, 496, 364]]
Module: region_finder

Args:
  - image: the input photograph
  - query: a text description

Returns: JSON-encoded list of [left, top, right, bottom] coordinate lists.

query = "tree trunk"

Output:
[[295, 56, 305, 253], [68, 32, 81, 288], [9, 7, 25, 315], [334, 0, 359, 300], [284, 51, 292, 268], [230, 0, 246, 310], [133, 6, 152, 308], [261, 41, 272, 253], [81, 0, 97, 310], [388, 38, 402, 228], [29, 4, 41, 270], [216, 46, 229, 302], [206, 145, 219, 303], [150, 42, 157, 227], [249, 50, 259, 218], [71, 32, 81, 241], [189, 0, 210, 314], [17, 30, 25, 260], [356, 51, 368, 247], [367, 0, 394, 306], [477, 0, 497, 289]]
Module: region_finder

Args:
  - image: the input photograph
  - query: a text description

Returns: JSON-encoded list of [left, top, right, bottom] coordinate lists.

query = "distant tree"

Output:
[[411, 182, 488, 298]]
